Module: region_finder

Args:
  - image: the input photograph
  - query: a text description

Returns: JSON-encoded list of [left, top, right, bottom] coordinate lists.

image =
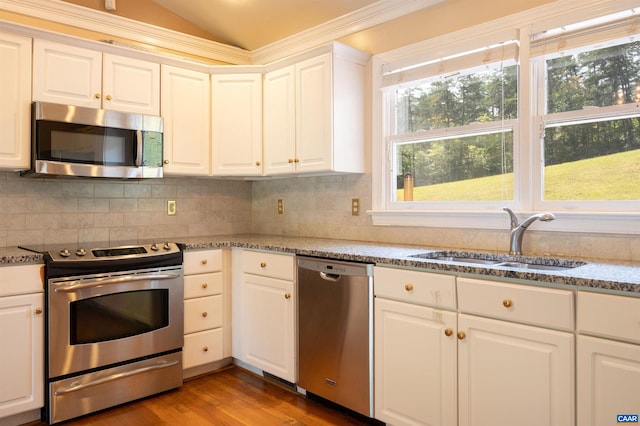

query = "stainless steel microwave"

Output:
[[22, 102, 164, 179]]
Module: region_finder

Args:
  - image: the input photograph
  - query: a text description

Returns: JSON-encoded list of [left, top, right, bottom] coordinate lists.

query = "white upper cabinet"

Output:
[[263, 65, 297, 175], [33, 39, 160, 115], [263, 43, 369, 176], [101, 53, 160, 115], [0, 31, 31, 171], [211, 73, 263, 176], [161, 65, 211, 176]]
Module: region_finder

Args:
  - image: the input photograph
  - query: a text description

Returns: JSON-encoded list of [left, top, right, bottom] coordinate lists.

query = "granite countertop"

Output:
[[3, 234, 640, 294]]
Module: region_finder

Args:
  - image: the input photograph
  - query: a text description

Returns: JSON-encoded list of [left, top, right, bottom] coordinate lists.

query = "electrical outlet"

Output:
[[167, 200, 177, 216], [352, 198, 360, 216], [277, 199, 284, 214]]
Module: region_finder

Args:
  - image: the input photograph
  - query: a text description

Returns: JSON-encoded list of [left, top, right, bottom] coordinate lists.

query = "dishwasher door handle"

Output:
[[319, 271, 341, 281]]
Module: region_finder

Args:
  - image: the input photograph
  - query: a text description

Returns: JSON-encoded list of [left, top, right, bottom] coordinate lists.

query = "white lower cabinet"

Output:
[[182, 249, 229, 376], [374, 267, 457, 426], [577, 291, 640, 426], [457, 314, 574, 426], [232, 249, 296, 383], [0, 265, 44, 421], [375, 298, 457, 426], [457, 278, 574, 426], [374, 268, 575, 426]]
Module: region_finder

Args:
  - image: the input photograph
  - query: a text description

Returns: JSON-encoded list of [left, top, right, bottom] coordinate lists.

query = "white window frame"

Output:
[[370, 0, 640, 234]]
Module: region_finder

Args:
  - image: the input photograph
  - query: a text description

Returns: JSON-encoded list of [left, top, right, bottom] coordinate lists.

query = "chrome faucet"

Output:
[[503, 208, 555, 255]]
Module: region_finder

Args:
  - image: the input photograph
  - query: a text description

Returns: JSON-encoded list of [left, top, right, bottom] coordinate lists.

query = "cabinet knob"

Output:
[[163, 160, 170, 164], [294, 158, 300, 163], [202, 346, 209, 352], [35, 307, 43, 315], [202, 283, 208, 289], [260, 262, 267, 268], [105, 94, 112, 101], [502, 298, 513, 308], [288, 158, 294, 163], [256, 161, 261, 166], [94, 93, 101, 99], [284, 293, 291, 300], [201, 259, 208, 265], [404, 283, 414, 292], [444, 328, 453, 337], [457, 331, 466, 340], [202, 312, 208, 317]]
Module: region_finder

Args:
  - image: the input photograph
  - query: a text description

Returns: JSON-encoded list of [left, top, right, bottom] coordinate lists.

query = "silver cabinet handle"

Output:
[[53, 360, 179, 396], [55, 273, 181, 292]]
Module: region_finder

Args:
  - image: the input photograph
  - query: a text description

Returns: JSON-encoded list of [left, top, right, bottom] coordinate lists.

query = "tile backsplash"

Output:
[[252, 173, 640, 263], [1, 170, 638, 262], [0, 171, 252, 247]]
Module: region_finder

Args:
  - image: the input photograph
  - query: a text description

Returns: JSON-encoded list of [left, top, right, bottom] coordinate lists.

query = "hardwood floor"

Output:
[[45, 366, 376, 425]]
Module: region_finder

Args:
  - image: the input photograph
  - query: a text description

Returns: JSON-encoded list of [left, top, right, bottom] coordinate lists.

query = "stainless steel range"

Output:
[[24, 242, 184, 424]]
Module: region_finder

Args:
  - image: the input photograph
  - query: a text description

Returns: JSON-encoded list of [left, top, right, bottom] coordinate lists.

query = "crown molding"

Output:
[[0, 0, 447, 65], [0, 0, 252, 64], [251, 0, 446, 64]]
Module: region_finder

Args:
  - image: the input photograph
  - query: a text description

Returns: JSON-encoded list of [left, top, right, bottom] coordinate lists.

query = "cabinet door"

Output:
[[263, 65, 296, 175], [295, 52, 333, 173], [161, 65, 211, 176], [102, 54, 159, 115], [458, 314, 574, 426], [577, 335, 640, 426], [211, 73, 263, 176], [375, 298, 457, 426], [241, 273, 295, 382], [32, 39, 101, 108], [0, 31, 31, 170], [0, 293, 44, 418]]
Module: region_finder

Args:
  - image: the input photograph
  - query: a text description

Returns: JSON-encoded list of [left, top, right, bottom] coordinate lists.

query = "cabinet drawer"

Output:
[[578, 291, 640, 344], [457, 278, 574, 330], [184, 272, 223, 300], [184, 295, 223, 334], [242, 250, 294, 281], [184, 249, 222, 274], [183, 328, 223, 369], [0, 264, 44, 296], [374, 266, 456, 309]]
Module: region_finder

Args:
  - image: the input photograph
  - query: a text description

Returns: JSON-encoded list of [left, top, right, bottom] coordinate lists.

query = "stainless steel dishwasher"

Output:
[[297, 256, 374, 417]]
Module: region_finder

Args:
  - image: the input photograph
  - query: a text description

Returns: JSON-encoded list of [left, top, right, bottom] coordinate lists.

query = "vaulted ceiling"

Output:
[[150, 0, 378, 51]]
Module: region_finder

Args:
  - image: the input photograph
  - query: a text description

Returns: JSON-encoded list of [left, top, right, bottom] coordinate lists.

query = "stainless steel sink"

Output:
[[409, 251, 587, 271], [495, 261, 579, 271], [430, 256, 502, 265]]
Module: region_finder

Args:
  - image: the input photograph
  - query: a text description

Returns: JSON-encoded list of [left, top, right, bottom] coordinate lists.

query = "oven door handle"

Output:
[[54, 273, 181, 292], [53, 360, 179, 396]]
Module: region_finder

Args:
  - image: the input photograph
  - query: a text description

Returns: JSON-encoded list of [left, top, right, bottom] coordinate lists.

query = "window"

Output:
[[532, 17, 640, 210], [371, 2, 640, 232], [390, 53, 517, 206]]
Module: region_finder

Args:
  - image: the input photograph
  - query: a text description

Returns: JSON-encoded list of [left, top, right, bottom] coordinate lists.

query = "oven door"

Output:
[[47, 265, 184, 379]]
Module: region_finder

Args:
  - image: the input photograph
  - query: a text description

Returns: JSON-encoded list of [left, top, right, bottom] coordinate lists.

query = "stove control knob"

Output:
[[60, 249, 71, 258], [150, 243, 160, 251], [76, 248, 87, 257], [163, 242, 172, 250]]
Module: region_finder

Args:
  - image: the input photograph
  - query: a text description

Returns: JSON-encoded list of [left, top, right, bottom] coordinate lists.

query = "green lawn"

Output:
[[399, 149, 640, 201]]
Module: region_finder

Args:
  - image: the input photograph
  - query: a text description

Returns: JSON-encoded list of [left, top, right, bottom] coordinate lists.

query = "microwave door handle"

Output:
[[135, 130, 143, 167]]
